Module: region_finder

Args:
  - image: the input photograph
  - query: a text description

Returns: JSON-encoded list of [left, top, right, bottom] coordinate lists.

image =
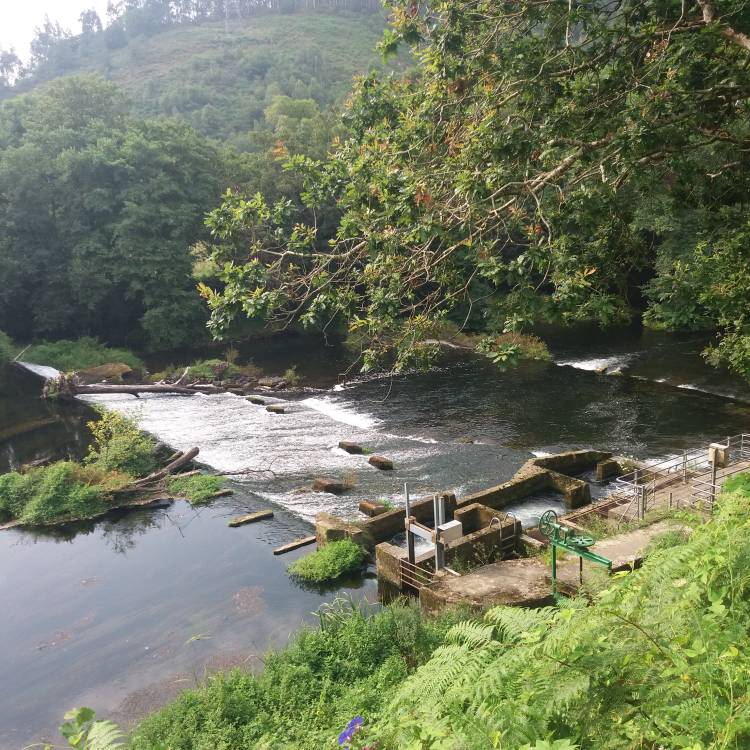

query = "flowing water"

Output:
[[1, 326, 749, 747]]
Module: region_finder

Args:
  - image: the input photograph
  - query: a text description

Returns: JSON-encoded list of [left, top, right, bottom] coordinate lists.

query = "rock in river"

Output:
[[368, 455, 394, 471]]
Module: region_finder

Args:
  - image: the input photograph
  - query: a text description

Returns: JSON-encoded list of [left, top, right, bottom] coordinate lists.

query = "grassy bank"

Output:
[[130, 598, 466, 750], [24, 338, 144, 375]]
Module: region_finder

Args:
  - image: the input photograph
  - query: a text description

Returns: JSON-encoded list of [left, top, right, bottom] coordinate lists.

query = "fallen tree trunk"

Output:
[[69, 383, 200, 397], [43, 373, 217, 400], [130, 447, 200, 488]]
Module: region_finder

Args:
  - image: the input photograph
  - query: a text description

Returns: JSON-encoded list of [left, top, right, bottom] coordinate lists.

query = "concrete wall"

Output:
[[354, 493, 457, 549]]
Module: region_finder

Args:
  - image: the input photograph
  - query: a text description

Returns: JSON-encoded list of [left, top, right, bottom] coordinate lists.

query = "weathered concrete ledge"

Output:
[[459, 450, 611, 511], [420, 559, 555, 615]]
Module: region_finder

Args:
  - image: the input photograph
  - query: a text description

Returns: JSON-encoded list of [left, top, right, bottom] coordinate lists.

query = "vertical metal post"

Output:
[[579, 555, 583, 585], [432, 494, 444, 571], [404, 483, 415, 564], [683, 450, 687, 482], [710, 459, 718, 507], [551, 543, 557, 595]]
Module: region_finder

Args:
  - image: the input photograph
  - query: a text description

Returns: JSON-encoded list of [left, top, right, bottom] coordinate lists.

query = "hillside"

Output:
[[8, 11, 395, 144]]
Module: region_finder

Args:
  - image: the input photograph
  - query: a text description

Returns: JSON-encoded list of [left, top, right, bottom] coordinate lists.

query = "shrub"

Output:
[[24, 337, 144, 374], [0, 462, 112, 525], [85, 410, 158, 478], [288, 539, 366, 583], [186, 358, 240, 380], [283, 365, 302, 386], [166, 474, 223, 505], [476, 332, 550, 366], [130, 599, 466, 750]]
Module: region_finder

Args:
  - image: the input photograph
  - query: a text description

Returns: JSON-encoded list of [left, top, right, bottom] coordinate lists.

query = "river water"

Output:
[[1, 326, 749, 747]]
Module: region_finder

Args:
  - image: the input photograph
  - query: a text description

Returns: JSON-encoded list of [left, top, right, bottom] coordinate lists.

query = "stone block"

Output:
[[596, 458, 621, 481], [315, 512, 364, 547]]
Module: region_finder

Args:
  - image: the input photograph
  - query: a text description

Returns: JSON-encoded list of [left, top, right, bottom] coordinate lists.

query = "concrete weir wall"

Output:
[[459, 450, 612, 513], [315, 448, 613, 595]]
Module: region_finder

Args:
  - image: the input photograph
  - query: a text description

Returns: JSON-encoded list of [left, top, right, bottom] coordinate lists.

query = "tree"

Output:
[[79, 9, 104, 35], [0, 50, 22, 94], [0, 75, 227, 349], [200, 0, 750, 378]]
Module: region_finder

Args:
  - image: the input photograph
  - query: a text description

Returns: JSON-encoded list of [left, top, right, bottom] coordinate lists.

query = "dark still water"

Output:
[[1, 327, 749, 748]]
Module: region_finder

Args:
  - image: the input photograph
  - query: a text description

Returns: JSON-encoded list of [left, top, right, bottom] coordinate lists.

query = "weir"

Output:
[[316, 435, 750, 613]]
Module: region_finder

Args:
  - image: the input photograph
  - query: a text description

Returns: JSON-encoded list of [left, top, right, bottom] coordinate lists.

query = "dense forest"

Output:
[[0, 8, 394, 348]]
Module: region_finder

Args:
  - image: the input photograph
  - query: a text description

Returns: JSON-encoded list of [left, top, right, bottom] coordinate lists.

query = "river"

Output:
[[1, 325, 749, 748]]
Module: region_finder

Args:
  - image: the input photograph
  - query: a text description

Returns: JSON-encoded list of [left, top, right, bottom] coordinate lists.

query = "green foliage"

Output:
[[373, 489, 750, 749], [0, 462, 111, 525], [129, 599, 464, 750], [166, 474, 223, 505], [86, 410, 158, 478], [186, 358, 240, 381], [200, 0, 750, 381], [283, 366, 302, 386], [0, 330, 12, 365], [24, 338, 144, 374], [59, 707, 124, 750], [722, 472, 750, 498], [0, 76, 223, 349], [288, 539, 366, 583]]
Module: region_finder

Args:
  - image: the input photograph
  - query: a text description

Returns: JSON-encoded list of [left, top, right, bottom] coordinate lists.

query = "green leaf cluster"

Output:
[[86, 410, 158, 478]]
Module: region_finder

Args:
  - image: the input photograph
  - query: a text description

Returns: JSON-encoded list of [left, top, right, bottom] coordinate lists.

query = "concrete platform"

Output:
[[419, 558, 554, 614], [419, 520, 688, 614]]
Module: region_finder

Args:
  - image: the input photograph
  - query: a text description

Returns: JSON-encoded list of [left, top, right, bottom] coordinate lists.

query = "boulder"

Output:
[[368, 455, 394, 471], [359, 500, 389, 517], [258, 376, 287, 389], [313, 478, 348, 494], [266, 405, 286, 414], [339, 441, 364, 455], [75, 362, 133, 384], [247, 396, 266, 405]]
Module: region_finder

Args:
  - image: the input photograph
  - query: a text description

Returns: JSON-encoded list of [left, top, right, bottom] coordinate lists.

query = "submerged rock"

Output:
[[338, 441, 364, 455], [313, 478, 348, 494], [247, 396, 266, 405], [368, 455, 394, 471], [75, 362, 133, 384]]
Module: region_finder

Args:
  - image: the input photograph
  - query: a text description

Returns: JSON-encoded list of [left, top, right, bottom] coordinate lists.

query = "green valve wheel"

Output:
[[569, 535, 595, 549], [539, 510, 558, 540]]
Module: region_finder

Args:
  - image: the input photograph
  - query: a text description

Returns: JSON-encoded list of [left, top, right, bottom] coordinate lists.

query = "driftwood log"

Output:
[[45, 373, 214, 400]]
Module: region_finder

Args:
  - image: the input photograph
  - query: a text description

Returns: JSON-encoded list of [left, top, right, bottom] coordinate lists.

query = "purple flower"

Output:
[[338, 716, 364, 746]]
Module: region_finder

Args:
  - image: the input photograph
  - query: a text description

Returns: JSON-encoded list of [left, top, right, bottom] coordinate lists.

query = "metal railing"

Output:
[[399, 558, 435, 591], [615, 434, 750, 514]]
